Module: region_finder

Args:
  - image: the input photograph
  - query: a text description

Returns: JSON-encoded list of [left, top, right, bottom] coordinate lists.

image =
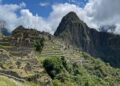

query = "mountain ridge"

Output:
[[54, 11, 120, 67]]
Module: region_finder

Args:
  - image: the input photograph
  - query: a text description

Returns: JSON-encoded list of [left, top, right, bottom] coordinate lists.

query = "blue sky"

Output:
[[0, 0, 119, 34], [2, 0, 88, 17]]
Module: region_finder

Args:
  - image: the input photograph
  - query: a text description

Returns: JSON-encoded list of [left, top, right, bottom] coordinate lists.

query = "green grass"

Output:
[[0, 75, 24, 86], [0, 75, 39, 86]]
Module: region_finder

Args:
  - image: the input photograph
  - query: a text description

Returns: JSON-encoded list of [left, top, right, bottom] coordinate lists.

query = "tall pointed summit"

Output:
[[54, 11, 88, 36], [54, 11, 91, 52]]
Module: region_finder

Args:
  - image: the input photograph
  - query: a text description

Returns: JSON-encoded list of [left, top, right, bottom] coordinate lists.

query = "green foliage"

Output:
[[34, 37, 45, 52], [43, 52, 120, 86], [53, 79, 62, 86], [43, 56, 64, 78], [0, 75, 18, 86], [61, 56, 73, 73]]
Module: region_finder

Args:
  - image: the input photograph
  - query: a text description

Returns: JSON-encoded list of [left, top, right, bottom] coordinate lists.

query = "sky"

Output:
[[2, 0, 88, 17], [0, 0, 120, 34]]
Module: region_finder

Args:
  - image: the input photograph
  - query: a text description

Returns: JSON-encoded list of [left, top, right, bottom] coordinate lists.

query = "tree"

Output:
[[34, 37, 45, 53]]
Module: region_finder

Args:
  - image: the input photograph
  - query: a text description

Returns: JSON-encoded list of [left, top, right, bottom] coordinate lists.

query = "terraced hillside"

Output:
[[0, 33, 53, 86], [39, 37, 83, 64], [38, 38, 120, 86], [39, 37, 120, 86], [0, 27, 120, 86]]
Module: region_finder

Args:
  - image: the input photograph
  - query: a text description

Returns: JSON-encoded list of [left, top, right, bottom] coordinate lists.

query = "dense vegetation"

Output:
[[34, 37, 45, 52], [43, 52, 120, 86]]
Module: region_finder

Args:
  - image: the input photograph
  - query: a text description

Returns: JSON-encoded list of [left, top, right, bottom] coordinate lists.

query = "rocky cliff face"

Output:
[[54, 12, 92, 52], [54, 12, 120, 67]]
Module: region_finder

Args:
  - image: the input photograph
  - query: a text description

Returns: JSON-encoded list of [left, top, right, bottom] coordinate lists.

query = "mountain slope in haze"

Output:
[[0, 28, 11, 37], [54, 11, 120, 67]]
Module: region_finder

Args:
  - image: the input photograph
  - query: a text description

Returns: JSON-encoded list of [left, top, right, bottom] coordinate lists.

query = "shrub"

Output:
[[34, 37, 45, 52], [43, 56, 64, 79]]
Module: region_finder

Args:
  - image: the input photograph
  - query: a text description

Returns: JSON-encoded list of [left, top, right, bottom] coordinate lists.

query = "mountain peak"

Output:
[[54, 12, 86, 36], [65, 11, 78, 18], [17, 25, 24, 29], [62, 11, 80, 23]]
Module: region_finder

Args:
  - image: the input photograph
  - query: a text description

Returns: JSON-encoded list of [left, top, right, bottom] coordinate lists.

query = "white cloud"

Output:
[[39, 2, 49, 7], [47, 3, 89, 33], [67, 0, 87, 7], [18, 9, 52, 33], [0, 2, 89, 34], [0, 0, 120, 35], [19, 2, 26, 8], [47, 3, 97, 34], [0, 4, 21, 31], [84, 0, 120, 33], [0, 2, 52, 33]]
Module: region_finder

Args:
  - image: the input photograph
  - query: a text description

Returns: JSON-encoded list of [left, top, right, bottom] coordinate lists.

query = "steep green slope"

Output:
[[43, 53, 120, 86], [37, 37, 120, 86]]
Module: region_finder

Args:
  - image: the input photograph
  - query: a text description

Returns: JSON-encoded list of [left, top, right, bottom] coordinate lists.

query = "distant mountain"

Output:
[[99, 25, 116, 33], [54, 11, 120, 67], [0, 28, 11, 36], [0, 20, 11, 36]]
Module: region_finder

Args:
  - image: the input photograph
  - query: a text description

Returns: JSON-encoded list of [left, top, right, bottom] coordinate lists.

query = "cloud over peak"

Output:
[[0, 0, 120, 34]]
